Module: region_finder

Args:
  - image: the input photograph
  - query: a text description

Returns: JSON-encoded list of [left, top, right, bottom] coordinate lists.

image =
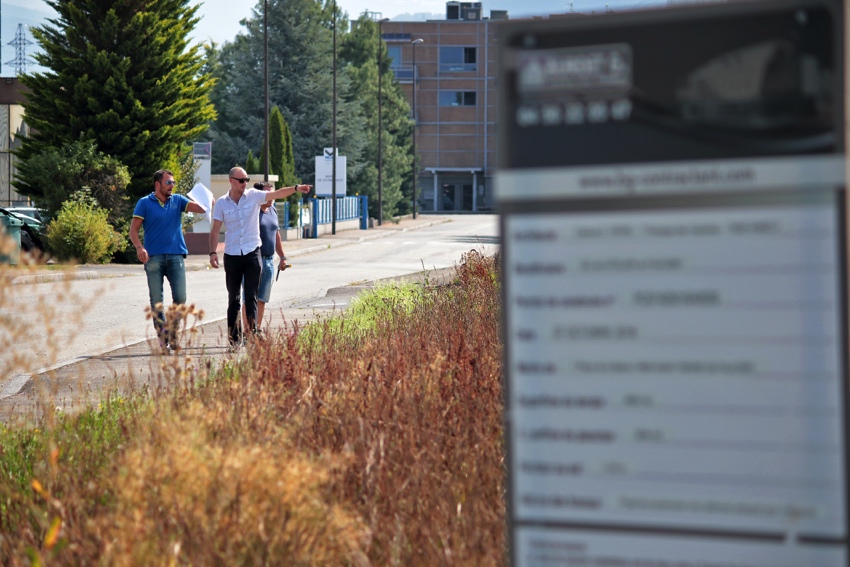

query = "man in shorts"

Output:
[[242, 181, 288, 332]]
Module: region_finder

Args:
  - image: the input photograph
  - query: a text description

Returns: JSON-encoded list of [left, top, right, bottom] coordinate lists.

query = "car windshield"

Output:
[[0, 208, 42, 227], [6, 207, 46, 224]]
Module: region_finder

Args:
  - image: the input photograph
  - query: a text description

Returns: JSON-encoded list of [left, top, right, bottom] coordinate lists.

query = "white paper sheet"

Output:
[[187, 182, 214, 224]]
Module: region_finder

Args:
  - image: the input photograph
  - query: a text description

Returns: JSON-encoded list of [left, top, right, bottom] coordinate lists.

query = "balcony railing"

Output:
[[391, 64, 415, 83], [439, 63, 477, 73]]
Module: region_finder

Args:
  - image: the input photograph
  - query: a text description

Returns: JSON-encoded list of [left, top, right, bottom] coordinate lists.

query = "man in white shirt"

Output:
[[208, 166, 311, 348]]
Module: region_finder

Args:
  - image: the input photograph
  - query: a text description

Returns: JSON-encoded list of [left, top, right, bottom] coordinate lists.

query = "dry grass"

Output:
[[0, 250, 505, 565]]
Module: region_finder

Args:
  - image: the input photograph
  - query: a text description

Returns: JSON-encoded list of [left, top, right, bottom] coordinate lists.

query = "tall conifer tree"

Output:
[[16, 0, 216, 203]]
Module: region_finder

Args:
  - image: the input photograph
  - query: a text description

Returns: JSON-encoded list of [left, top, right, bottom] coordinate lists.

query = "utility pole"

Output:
[[377, 16, 389, 225], [411, 38, 424, 219]]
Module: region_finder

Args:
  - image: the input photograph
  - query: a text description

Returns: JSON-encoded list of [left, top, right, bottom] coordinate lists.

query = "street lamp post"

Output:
[[411, 38, 423, 220], [331, 0, 337, 234], [377, 17, 389, 226], [263, 0, 269, 183]]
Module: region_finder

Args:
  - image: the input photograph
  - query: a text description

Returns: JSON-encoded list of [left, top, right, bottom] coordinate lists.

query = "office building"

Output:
[[382, 2, 507, 213]]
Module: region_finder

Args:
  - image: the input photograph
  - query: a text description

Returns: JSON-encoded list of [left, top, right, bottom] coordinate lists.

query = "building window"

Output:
[[439, 91, 477, 106], [439, 47, 477, 72], [387, 46, 402, 67], [387, 46, 414, 82]]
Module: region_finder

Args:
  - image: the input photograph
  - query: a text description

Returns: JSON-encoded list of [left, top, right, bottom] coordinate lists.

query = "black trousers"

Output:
[[224, 247, 261, 344]]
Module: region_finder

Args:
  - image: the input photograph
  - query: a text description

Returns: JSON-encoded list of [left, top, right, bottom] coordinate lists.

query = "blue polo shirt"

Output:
[[133, 193, 191, 255]]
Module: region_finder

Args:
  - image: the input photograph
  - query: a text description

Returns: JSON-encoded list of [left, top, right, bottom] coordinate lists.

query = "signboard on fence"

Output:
[[496, 0, 849, 565], [315, 147, 347, 197]]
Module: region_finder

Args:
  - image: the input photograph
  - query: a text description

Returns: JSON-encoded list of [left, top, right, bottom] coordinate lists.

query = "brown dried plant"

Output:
[[0, 250, 505, 566]]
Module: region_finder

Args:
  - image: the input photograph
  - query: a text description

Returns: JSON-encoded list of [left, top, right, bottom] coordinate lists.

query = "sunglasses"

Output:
[[231, 177, 250, 184], [164, 180, 176, 186]]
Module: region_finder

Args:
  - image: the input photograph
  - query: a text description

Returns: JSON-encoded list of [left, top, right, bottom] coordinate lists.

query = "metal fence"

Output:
[[307, 196, 368, 238]]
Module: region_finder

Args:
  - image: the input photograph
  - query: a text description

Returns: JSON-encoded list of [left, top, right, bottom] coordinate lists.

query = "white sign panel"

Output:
[[314, 147, 346, 197], [497, 1, 848, 564], [503, 187, 847, 565]]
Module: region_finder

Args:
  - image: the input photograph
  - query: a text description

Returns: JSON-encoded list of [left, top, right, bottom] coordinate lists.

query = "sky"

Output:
[[5, 0, 662, 74]]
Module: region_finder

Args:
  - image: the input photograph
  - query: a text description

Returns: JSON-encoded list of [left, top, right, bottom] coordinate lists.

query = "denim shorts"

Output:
[[244, 255, 275, 303]]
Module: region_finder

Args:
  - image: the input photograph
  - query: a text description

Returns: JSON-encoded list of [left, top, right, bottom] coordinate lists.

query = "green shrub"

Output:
[[46, 190, 123, 264], [15, 139, 131, 227]]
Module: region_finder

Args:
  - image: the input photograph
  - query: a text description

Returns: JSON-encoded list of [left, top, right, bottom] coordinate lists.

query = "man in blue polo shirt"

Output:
[[129, 169, 209, 351]]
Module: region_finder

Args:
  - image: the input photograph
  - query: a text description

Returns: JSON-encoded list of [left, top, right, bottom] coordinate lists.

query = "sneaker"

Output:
[[228, 334, 244, 353]]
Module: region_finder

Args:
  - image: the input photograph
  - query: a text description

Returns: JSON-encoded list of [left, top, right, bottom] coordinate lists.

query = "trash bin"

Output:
[[0, 214, 23, 265]]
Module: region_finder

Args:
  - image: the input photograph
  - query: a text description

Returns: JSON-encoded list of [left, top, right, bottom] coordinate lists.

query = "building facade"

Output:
[[0, 78, 30, 207], [382, 2, 507, 213]]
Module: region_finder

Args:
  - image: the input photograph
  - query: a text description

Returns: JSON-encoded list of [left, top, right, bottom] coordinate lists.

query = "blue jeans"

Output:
[[243, 256, 275, 304], [144, 254, 187, 341]]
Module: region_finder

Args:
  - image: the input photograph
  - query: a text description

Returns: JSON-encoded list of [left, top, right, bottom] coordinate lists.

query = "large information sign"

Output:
[[496, 1, 849, 565]]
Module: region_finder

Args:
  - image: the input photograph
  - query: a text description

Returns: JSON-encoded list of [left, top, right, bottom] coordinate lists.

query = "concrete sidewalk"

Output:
[[0, 214, 456, 422], [203, 214, 451, 268], [8, 214, 452, 285]]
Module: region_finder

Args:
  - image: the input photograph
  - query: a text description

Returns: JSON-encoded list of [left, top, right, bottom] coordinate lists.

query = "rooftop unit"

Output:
[[446, 1, 483, 20]]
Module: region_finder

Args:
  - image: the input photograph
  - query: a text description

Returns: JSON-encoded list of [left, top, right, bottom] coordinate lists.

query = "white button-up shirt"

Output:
[[213, 188, 268, 255]]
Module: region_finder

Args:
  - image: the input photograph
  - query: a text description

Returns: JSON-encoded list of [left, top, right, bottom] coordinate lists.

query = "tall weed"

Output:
[[0, 250, 505, 565]]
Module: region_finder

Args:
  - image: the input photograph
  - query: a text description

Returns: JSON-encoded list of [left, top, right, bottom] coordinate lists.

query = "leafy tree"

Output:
[[16, 0, 216, 203], [15, 139, 131, 227], [340, 16, 413, 220], [203, 0, 367, 186]]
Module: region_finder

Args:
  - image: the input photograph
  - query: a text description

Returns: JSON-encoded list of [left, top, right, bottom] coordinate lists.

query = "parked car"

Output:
[[6, 206, 47, 224], [0, 207, 44, 253]]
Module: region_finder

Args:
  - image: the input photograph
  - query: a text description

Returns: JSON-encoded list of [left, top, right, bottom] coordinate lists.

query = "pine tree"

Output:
[[16, 0, 216, 204], [269, 106, 285, 184], [282, 120, 297, 186], [245, 150, 260, 175], [263, 105, 302, 226]]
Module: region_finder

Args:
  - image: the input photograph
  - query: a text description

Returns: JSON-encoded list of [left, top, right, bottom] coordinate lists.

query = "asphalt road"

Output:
[[0, 214, 499, 418]]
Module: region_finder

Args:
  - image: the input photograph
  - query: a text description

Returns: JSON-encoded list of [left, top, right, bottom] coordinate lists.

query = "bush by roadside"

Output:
[[45, 190, 123, 264]]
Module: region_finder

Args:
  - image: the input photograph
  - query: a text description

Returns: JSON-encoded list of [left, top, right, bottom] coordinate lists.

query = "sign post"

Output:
[[314, 147, 347, 197], [497, 1, 849, 565]]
